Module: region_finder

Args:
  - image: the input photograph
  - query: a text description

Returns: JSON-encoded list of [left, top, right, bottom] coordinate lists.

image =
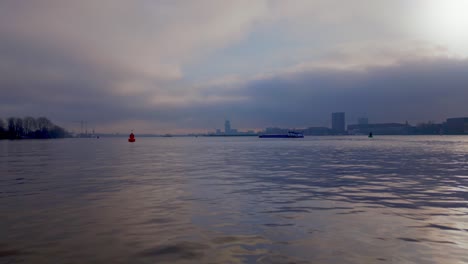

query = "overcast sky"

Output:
[[1, 0, 468, 133]]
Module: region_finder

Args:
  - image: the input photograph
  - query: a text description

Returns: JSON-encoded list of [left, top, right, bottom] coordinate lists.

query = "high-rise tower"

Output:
[[332, 112, 345, 134], [224, 120, 231, 134]]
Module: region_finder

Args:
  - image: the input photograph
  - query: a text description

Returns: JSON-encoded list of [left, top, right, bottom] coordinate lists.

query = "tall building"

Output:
[[224, 120, 231, 134], [332, 112, 346, 134]]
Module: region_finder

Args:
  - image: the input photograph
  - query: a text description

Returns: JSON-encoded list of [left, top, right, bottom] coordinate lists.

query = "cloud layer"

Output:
[[1, 1, 467, 133]]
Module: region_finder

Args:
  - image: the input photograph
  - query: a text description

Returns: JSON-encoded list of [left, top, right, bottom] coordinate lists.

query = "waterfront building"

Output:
[[358, 117, 369, 125], [224, 120, 231, 134], [302, 127, 331, 135], [445, 117, 468, 134], [347, 123, 410, 135], [332, 112, 346, 134]]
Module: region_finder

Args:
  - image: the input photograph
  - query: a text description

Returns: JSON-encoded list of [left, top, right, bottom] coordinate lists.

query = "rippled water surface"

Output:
[[1, 136, 468, 263]]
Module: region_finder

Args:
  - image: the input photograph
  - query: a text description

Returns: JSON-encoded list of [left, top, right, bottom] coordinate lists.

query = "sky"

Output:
[[1, 0, 468, 133]]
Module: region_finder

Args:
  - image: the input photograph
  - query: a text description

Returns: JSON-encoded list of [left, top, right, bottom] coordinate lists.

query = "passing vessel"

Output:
[[259, 131, 304, 138]]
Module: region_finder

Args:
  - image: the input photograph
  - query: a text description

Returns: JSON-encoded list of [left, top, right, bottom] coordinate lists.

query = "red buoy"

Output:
[[128, 132, 135, 142]]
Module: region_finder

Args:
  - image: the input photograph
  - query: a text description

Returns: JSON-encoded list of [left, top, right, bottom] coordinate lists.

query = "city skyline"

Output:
[[204, 113, 468, 136], [2, 112, 466, 136], [1, 1, 468, 133]]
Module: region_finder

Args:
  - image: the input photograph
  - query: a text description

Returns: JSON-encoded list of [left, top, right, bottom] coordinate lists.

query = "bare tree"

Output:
[[14, 118, 24, 138], [1, 116, 68, 139], [36, 117, 53, 131], [7, 117, 16, 138], [23, 116, 37, 136], [0, 118, 5, 138]]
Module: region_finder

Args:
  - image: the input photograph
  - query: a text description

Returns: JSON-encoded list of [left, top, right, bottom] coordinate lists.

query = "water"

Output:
[[1, 136, 468, 263]]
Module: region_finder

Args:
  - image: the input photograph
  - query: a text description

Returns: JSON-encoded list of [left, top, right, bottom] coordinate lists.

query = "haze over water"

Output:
[[1, 136, 468, 263]]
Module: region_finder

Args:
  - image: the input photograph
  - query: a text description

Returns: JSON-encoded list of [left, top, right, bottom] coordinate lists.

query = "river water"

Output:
[[1, 136, 467, 263]]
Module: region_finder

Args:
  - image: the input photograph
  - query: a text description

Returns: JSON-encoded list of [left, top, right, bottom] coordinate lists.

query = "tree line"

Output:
[[0, 117, 70, 139]]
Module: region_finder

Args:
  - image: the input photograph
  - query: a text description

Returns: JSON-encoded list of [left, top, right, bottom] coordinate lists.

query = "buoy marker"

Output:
[[128, 131, 135, 142]]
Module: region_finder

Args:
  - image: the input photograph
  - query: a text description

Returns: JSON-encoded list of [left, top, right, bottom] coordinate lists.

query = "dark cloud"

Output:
[[1, 1, 468, 132], [177, 58, 468, 129], [1, 30, 467, 132], [0, 34, 127, 120]]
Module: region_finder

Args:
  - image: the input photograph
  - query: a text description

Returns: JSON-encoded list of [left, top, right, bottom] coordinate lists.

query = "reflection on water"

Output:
[[1, 136, 468, 263]]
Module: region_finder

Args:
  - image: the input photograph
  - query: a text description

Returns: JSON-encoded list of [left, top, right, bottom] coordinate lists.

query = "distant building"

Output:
[[301, 127, 331, 136], [332, 112, 346, 134], [445, 117, 468, 134], [358, 117, 369, 125], [216, 129, 221, 134], [264, 127, 288, 134], [224, 120, 231, 134], [348, 123, 410, 135], [413, 122, 442, 135]]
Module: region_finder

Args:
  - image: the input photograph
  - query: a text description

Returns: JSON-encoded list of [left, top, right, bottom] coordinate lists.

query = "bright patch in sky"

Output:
[[412, 0, 468, 56]]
